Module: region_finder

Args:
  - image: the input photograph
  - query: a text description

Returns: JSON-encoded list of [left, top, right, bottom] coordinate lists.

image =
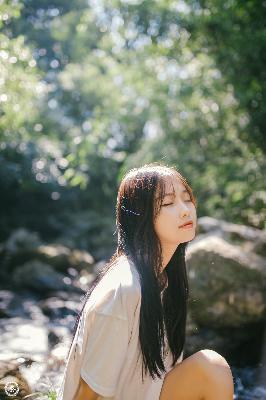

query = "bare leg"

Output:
[[200, 349, 234, 400], [160, 349, 234, 400]]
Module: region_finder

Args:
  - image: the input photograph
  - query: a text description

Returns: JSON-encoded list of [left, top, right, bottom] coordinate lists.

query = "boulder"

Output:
[[4, 228, 41, 254], [0, 229, 42, 280], [40, 297, 79, 320], [0, 290, 46, 320], [0, 228, 95, 278], [197, 216, 264, 244], [0, 359, 31, 400], [12, 260, 73, 293], [251, 230, 266, 257], [35, 245, 95, 272], [187, 235, 266, 328]]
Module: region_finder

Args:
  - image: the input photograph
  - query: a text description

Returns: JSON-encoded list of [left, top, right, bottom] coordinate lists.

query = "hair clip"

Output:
[[121, 205, 141, 216]]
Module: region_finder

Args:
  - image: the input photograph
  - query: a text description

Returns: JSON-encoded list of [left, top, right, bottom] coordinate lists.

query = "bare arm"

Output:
[[73, 377, 100, 400]]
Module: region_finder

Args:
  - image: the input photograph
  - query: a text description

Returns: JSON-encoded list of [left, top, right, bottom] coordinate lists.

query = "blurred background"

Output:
[[0, 0, 265, 399]]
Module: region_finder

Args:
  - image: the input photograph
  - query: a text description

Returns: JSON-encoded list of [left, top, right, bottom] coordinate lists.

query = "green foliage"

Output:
[[22, 390, 57, 399], [0, 35, 42, 137], [186, 0, 266, 152], [0, 0, 265, 254], [0, 0, 22, 29], [47, 390, 57, 400]]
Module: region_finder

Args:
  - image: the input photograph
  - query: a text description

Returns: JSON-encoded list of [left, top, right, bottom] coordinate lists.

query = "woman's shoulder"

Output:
[[84, 255, 141, 320], [96, 254, 141, 295], [114, 254, 141, 295]]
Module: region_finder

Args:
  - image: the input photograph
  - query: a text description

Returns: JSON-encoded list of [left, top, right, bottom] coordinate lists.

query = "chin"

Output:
[[180, 233, 196, 243]]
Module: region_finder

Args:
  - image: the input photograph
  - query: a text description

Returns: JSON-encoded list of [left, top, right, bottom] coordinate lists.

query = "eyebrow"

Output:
[[164, 189, 188, 197]]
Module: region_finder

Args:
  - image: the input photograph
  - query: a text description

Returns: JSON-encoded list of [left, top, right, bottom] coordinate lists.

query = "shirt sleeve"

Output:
[[80, 310, 129, 397]]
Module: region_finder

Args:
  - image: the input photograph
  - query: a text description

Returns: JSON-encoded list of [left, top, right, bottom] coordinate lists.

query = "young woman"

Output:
[[58, 163, 234, 400]]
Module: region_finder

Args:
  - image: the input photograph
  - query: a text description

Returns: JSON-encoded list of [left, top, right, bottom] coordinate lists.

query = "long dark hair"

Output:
[[70, 162, 197, 381]]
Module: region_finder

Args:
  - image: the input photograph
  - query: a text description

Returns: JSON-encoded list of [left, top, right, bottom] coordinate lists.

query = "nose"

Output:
[[180, 207, 190, 218]]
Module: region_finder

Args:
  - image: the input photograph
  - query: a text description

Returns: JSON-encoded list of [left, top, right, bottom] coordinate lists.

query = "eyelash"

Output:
[[162, 199, 191, 206]]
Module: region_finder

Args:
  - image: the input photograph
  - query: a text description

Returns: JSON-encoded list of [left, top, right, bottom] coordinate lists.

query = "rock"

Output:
[[0, 230, 37, 284], [48, 330, 61, 349], [187, 235, 266, 328], [0, 229, 42, 273], [185, 311, 236, 357], [256, 325, 266, 389], [2, 219, 265, 376], [0, 291, 46, 320], [47, 325, 71, 351], [0, 229, 95, 283], [42, 290, 81, 302], [0, 319, 69, 395], [40, 297, 79, 320], [36, 245, 95, 272], [35, 244, 71, 269], [4, 229, 41, 254], [0, 359, 31, 399], [69, 249, 95, 270], [12, 260, 72, 292], [0, 291, 21, 318], [197, 216, 264, 243], [251, 230, 266, 257]]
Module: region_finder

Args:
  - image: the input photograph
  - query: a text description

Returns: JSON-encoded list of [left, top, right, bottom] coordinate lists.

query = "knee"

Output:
[[197, 349, 231, 370], [196, 349, 234, 387]]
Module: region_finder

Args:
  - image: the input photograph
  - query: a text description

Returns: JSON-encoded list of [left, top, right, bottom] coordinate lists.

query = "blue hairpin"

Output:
[[121, 205, 141, 216]]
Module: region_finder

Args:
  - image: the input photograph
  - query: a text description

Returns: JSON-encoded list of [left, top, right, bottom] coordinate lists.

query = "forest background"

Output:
[[1, 0, 265, 261]]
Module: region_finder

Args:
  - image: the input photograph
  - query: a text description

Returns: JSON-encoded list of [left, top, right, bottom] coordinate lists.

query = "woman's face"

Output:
[[154, 175, 197, 247]]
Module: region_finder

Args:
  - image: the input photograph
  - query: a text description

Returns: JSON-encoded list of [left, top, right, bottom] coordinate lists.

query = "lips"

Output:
[[179, 220, 193, 228]]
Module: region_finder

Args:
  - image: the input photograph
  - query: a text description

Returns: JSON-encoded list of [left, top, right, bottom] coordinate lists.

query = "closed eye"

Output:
[[162, 199, 191, 206]]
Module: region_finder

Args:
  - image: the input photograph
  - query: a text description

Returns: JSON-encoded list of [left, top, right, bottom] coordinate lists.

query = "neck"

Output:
[[161, 242, 179, 271]]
